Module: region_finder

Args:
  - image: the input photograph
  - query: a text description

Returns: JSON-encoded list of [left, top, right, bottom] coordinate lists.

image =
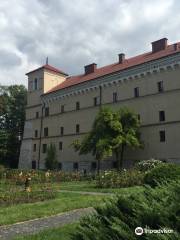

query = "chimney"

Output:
[[174, 43, 178, 51], [84, 63, 97, 75], [151, 38, 168, 53], [118, 53, 125, 64]]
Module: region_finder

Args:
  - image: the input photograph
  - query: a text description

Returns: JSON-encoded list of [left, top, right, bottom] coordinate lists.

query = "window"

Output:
[[94, 96, 100, 106], [134, 87, 139, 97], [137, 114, 141, 121], [33, 144, 36, 152], [34, 78, 38, 90], [91, 162, 97, 170], [42, 144, 47, 153], [32, 161, 36, 169], [35, 130, 38, 138], [58, 162, 62, 170], [61, 105, 65, 113], [44, 127, 48, 137], [157, 81, 164, 92], [45, 107, 49, 117], [59, 141, 63, 150], [73, 162, 79, 171], [36, 112, 39, 119], [76, 101, 80, 110], [113, 92, 117, 102], [159, 130, 166, 142], [60, 127, 64, 135], [76, 124, 80, 134], [159, 111, 165, 122], [113, 161, 118, 169]]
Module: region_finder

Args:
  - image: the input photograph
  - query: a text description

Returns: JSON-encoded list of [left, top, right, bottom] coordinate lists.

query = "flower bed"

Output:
[[0, 182, 57, 206], [96, 169, 145, 188], [135, 159, 164, 172], [0, 169, 95, 184]]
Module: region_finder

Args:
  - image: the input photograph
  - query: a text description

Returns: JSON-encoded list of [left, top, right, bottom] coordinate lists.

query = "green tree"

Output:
[[114, 108, 142, 170], [72, 107, 142, 171], [45, 143, 58, 170], [72, 108, 119, 173], [0, 85, 27, 167]]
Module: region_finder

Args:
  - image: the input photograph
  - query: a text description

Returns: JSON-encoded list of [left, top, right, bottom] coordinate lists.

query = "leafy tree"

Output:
[[0, 85, 27, 168], [72, 108, 120, 173], [114, 108, 142, 169], [45, 143, 58, 170], [72, 107, 142, 171]]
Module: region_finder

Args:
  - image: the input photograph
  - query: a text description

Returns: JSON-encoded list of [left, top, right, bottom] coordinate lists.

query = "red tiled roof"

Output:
[[26, 64, 68, 76], [45, 41, 180, 94]]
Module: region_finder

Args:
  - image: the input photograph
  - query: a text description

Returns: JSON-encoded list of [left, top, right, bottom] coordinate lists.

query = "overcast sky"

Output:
[[0, 0, 179, 86]]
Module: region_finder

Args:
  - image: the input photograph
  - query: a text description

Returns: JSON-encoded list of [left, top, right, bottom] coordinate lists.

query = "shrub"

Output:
[[72, 180, 180, 240], [135, 159, 163, 172], [96, 169, 144, 188], [144, 163, 180, 187], [45, 143, 58, 170]]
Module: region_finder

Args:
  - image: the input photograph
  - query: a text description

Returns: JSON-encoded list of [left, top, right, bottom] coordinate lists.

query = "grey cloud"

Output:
[[0, 0, 179, 85], [0, 50, 21, 69]]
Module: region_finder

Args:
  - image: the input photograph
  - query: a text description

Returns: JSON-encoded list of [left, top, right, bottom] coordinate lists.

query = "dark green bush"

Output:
[[144, 163, 180, 187], [72, 180, 180, 240]]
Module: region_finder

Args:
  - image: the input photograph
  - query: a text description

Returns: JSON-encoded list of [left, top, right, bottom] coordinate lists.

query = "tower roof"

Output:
[[26, 64, 68, 76]]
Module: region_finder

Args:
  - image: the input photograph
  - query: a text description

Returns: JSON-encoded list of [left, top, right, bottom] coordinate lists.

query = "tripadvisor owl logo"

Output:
[[135, 227, 144, 235]]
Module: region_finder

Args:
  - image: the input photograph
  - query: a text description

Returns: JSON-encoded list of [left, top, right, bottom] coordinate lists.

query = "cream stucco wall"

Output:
[[19, 59, 180, 170]]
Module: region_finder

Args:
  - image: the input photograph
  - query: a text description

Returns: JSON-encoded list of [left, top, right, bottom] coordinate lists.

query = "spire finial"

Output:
[[46, 56, 48, 65]]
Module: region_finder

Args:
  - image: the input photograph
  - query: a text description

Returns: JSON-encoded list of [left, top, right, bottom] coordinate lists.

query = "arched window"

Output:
[[34, 78, 38, 90]]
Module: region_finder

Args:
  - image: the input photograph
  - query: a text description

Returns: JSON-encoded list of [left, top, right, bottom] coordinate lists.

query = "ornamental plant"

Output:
[[96, 169, 144, 188], [72, 180, 180, 240], [135, 159, 163, 172], [144, 163, 180, 187], [45, 143, 58, 170]]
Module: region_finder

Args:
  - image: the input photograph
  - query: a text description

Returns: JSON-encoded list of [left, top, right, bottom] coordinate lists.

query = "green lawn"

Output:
[[0, 181, 144, 240], [0, 179, 144, 227], [14, 223, 77, 240], [55, 181, 144, 194], [0, 192, 105, 226]]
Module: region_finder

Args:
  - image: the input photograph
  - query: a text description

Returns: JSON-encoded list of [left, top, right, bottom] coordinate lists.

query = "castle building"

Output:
[[19, 38, 180, 171]]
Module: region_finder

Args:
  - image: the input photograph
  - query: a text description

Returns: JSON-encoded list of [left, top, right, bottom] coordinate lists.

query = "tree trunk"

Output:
[[96, 156, 101, 175], [115, 150, 120, 170], [120, 144, 125, 170]]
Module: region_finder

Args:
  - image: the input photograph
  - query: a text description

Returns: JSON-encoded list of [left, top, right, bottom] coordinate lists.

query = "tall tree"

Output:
[[72, 107, 142, 171], [72, 107, 122, 173], [114, 108, 142, 169], [0, 85, 27, 167]]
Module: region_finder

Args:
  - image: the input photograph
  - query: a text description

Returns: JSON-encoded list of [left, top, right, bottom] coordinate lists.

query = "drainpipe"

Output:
[[97, 85, 102, 173], [99, 85, 102, 107], [38, 102, 45, 169]]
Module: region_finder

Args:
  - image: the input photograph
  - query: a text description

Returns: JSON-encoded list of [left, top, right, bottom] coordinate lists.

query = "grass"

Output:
[[0, 192, 105, 226], [14, 223, 77, 240], [0, 180, 144, 226], [55, 181, 144, 194]]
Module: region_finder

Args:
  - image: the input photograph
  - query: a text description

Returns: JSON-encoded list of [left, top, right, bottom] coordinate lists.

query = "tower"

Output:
[[19, 64, 68, 169]]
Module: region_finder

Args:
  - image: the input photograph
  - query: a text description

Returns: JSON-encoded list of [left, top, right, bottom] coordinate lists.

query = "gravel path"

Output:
[[59, 189, 114, 195], [0, 207, 95, 240]]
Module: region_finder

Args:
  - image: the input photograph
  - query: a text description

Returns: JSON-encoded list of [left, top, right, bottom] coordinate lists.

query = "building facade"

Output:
[[19, 38, 180, 171]]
